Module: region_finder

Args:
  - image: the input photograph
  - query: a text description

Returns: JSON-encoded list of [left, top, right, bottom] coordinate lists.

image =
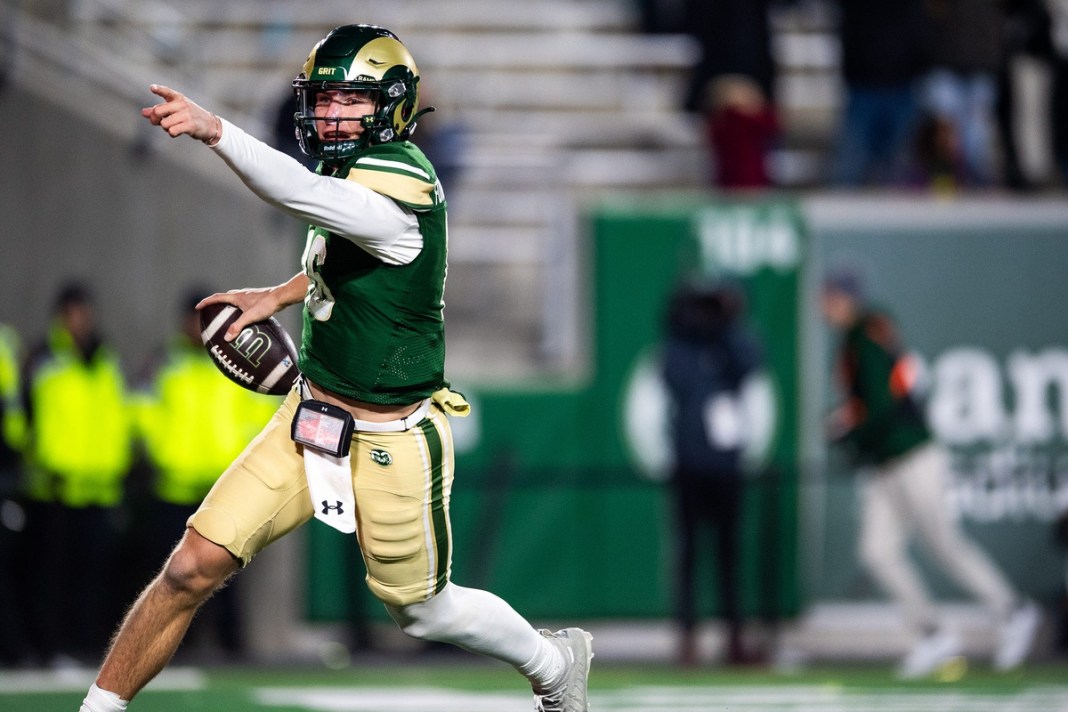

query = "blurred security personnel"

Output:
[[22, 281, 132, 666], [0, 323, 25, 464], [134, 287, 275, 659], [0, 321, 28, 667]]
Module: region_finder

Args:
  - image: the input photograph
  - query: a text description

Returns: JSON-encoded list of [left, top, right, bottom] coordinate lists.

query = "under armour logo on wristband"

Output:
[[321, 500, 345, 515]]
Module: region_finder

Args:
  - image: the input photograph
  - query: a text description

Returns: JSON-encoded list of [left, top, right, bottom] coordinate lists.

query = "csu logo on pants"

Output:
[[370, 449, 393, 466]]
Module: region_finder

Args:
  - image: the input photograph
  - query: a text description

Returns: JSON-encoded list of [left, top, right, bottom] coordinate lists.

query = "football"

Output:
[[199, 302, 300, 396]]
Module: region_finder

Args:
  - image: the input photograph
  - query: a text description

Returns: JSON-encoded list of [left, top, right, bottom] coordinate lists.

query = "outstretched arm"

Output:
[[141, 84, 421, 265], [196, 273, 308, 342]]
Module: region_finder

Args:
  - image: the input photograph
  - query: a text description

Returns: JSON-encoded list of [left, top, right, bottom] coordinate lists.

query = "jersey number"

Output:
[[302, 229, 335, 321]]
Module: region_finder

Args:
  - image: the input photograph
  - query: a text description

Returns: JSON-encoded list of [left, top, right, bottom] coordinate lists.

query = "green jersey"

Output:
[[835, 308, 930, 465], [298, 141, 448, 405]]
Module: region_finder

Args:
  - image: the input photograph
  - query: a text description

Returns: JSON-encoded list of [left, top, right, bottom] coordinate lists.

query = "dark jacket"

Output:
[[924, 0, 1006, 74], [836, 0, 930, 86], [662, 286, 762, 475]]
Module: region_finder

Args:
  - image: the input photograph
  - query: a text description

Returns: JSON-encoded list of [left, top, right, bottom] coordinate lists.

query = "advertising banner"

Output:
[[809, 199, 1068, 603]]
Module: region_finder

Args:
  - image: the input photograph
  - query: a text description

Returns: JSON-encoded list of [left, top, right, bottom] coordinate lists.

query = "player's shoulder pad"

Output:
[[345, 142, 442, 211]]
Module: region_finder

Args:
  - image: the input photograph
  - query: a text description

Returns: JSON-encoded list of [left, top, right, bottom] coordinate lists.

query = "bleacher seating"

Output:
[[12, 0, 843, 379]]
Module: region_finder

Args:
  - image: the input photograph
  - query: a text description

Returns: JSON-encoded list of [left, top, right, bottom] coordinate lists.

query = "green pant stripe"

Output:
[[419, 417, 450, 595]]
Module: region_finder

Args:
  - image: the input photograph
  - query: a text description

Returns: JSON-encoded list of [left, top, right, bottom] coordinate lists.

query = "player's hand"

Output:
[[825, 405, 855, 442], [141, 84, 221, 145], [197, 288, 283, 342]]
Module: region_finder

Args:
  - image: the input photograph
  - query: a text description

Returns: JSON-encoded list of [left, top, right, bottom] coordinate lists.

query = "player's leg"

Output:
[[82, 392, 313, 711], [89, 529, 239, 706], [902, 443, 1038, 669], [857, 467, 938, 632], [384, 582, 560, 669], [384, 583, 592, 709], [353, 406, 591, 710], [866, 452, 963, 678], [902, 443, 1016, 613]]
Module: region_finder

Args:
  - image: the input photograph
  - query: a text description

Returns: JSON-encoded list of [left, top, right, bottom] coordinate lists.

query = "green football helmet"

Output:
[[292, 24, 426, 163]]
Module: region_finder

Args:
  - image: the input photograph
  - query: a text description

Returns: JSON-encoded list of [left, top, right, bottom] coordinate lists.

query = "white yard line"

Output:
[[253, 685, 1068, 712]]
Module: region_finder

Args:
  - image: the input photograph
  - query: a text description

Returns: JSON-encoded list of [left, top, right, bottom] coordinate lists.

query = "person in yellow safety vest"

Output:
[[0, 321, 30, 667], [134, 287, 277, 659], [21, 282, 132, 666], [0, 323, 26, 463]]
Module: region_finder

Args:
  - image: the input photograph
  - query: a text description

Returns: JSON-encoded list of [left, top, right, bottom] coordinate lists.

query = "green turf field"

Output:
[[3, 660, 1067, 711]]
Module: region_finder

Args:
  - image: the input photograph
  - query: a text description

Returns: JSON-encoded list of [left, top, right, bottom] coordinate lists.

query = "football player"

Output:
[[80, 25, 591, 712]]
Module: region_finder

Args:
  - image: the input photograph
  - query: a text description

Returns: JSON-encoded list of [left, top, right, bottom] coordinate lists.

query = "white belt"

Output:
[[352, 399, 431, 432], [298, 376, 431, 432]]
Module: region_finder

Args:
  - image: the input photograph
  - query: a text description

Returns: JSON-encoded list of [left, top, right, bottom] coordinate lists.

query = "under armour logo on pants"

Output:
[[321, 500, 345, 515]]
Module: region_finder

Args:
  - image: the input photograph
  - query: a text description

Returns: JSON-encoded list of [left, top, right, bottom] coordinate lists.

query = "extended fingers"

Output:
[[196, 292, 238, 310], [225, 316, 256, 341], [141, 102, 182, 132], [150, 83, 179, 101], [142, 85, 201, 137], [197, 294, 247, 342], [142, 84, 182, 121]]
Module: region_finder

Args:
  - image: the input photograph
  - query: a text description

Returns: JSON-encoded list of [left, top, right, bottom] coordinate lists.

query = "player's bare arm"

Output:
[[141, 84, 222, 146], [196, 273, 308, 341]]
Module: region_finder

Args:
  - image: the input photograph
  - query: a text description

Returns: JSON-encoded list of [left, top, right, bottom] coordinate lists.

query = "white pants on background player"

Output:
[[856, 440, 1039, 675], [857, 441, 1018, 631]]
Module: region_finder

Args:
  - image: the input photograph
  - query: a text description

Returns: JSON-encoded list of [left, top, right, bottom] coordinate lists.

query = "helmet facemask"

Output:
[[291, 25, 425, 165]]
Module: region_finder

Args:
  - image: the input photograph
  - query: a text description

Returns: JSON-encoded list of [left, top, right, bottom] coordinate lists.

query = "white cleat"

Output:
[[534, 628, 593, 712], [897, 628, 963, 680], [994, 601, 1040, 671]]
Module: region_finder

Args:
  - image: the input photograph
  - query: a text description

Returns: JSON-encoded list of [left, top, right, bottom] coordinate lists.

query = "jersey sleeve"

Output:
[[210, 118, 422, 265]]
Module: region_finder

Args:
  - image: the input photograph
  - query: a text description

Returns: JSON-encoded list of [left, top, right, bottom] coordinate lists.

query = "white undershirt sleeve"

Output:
[[209, 118, 422, 265]]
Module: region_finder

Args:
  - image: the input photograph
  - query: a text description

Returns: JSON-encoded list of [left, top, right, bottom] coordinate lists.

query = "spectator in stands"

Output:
[[635, 0, 689, 34], [680, 0, 777, 115], [909, 112, 967, 194], [703, 74, 781, 190], [996, 0, 1054, 191], [829, 0, 930, 187], [919, 0, 1006, 187], [21, 282, 133, 667], [1047, 0, 1068, 184], [661, 281, 764, 667]]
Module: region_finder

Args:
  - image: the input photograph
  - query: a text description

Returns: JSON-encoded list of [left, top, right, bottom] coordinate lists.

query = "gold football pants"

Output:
[[189, 389, 455, 606]]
